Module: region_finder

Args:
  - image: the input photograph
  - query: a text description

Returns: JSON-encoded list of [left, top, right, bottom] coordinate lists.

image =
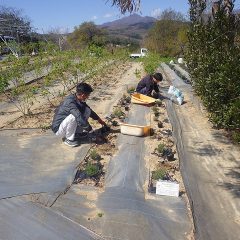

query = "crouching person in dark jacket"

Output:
[[136, 72, 163, 97], [51, 82, 106, 147]]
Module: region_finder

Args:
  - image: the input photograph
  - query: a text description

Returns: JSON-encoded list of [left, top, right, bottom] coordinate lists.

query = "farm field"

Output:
[[1, 57, 239, 239]]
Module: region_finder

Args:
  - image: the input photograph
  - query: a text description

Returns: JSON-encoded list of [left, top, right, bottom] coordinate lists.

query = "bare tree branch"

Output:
[[107, 0, 141, 14]]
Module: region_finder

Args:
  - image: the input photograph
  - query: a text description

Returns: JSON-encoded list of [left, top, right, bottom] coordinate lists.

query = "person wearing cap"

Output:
[[51, 82, 107, 147], [136, 72, 163, 97]]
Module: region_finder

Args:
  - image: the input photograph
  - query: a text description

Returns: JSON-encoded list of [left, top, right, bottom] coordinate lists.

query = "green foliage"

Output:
[[141, 53, 163, 74], [97, 212, 104, 217], [0, 40, 128, 119], [144, 9, 189, 57], [113, 107, 125, 118], [134, 68, 141, 78], [155, 143, 165, 154], [0, 70, 9, 93], [231, 131, 240, 144], [68, 22, 106, 49], [85, 163, 99, 177], [152, 168, 167, 180], [152, 106, 159, 113], [155, 99, 162, 106], [186, 1, 240, 131], [89, 149, 101, 161], [127, 86, 135, 94]]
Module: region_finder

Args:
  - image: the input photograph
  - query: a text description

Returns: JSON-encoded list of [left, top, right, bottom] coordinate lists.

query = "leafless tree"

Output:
[[108, 0, 141, 13], [0, 5, 32, 38], [47, 27, 69, 51]]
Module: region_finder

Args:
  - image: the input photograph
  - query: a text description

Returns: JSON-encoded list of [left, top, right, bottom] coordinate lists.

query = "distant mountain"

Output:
[[99, 14, 157, 44], [101, 13, 156, 28]]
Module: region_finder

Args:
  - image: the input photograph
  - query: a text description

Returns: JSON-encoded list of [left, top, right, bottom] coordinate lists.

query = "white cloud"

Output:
[[103, 13, 114, 18], [151, 8, 161, 18], [92, 15, 98, 20]]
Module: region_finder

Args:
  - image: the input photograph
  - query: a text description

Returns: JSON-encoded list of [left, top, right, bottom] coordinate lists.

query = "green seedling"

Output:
[[155, 143, 165, 155], [85, 163, 99, 177], [155, 99, 162, 106], [134, 68, 141, 78], [89, 149, 101, 161], [127, 87, 135, 94], [125, 95, 131, 103], [113, 107, 125, 118], [152, 106, 159, 113], [40, 124, 51, 130], [97, 212, 104, 217], [152, 168, 167, 180]]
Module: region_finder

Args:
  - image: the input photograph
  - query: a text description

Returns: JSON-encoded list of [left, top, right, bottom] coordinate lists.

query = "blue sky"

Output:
[[1, 0, 240, 33]]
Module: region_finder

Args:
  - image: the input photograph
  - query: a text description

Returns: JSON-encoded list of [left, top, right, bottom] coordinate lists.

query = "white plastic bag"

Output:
[[177, 96, 184, 105], [168, 85, 175, 95], [168, 85, 184, 105], [178, 58, 184, 64]]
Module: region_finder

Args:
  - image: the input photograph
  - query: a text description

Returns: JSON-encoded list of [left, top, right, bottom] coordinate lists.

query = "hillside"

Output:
[[100, 14, 157, 44]]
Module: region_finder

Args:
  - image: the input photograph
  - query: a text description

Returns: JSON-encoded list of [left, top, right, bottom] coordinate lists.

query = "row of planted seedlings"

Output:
[[73, 91, 132, 187], [147, 100, 183, 193], [1, 47, 128, 129], [0, 49, 80, 115], [167, 62, 191, 85]]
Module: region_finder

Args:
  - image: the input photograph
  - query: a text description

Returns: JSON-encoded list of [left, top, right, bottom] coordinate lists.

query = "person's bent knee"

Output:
[[67, 114, 77, 123]]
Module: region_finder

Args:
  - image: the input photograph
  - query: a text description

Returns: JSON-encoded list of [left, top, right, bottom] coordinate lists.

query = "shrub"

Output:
[[231, 131, 240, 144], [186, 1, 240, 130]]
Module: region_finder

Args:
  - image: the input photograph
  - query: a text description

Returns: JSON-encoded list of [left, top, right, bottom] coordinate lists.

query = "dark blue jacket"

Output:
[[51, 94, 99, 133], [136, 75, 159, 96]]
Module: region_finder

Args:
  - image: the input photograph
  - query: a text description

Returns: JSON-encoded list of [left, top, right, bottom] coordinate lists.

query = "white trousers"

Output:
[[56, 108, 91, 140]]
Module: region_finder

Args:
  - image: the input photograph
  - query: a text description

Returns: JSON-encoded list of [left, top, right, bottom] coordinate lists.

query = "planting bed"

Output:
[[144, 100, 185, 195]]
